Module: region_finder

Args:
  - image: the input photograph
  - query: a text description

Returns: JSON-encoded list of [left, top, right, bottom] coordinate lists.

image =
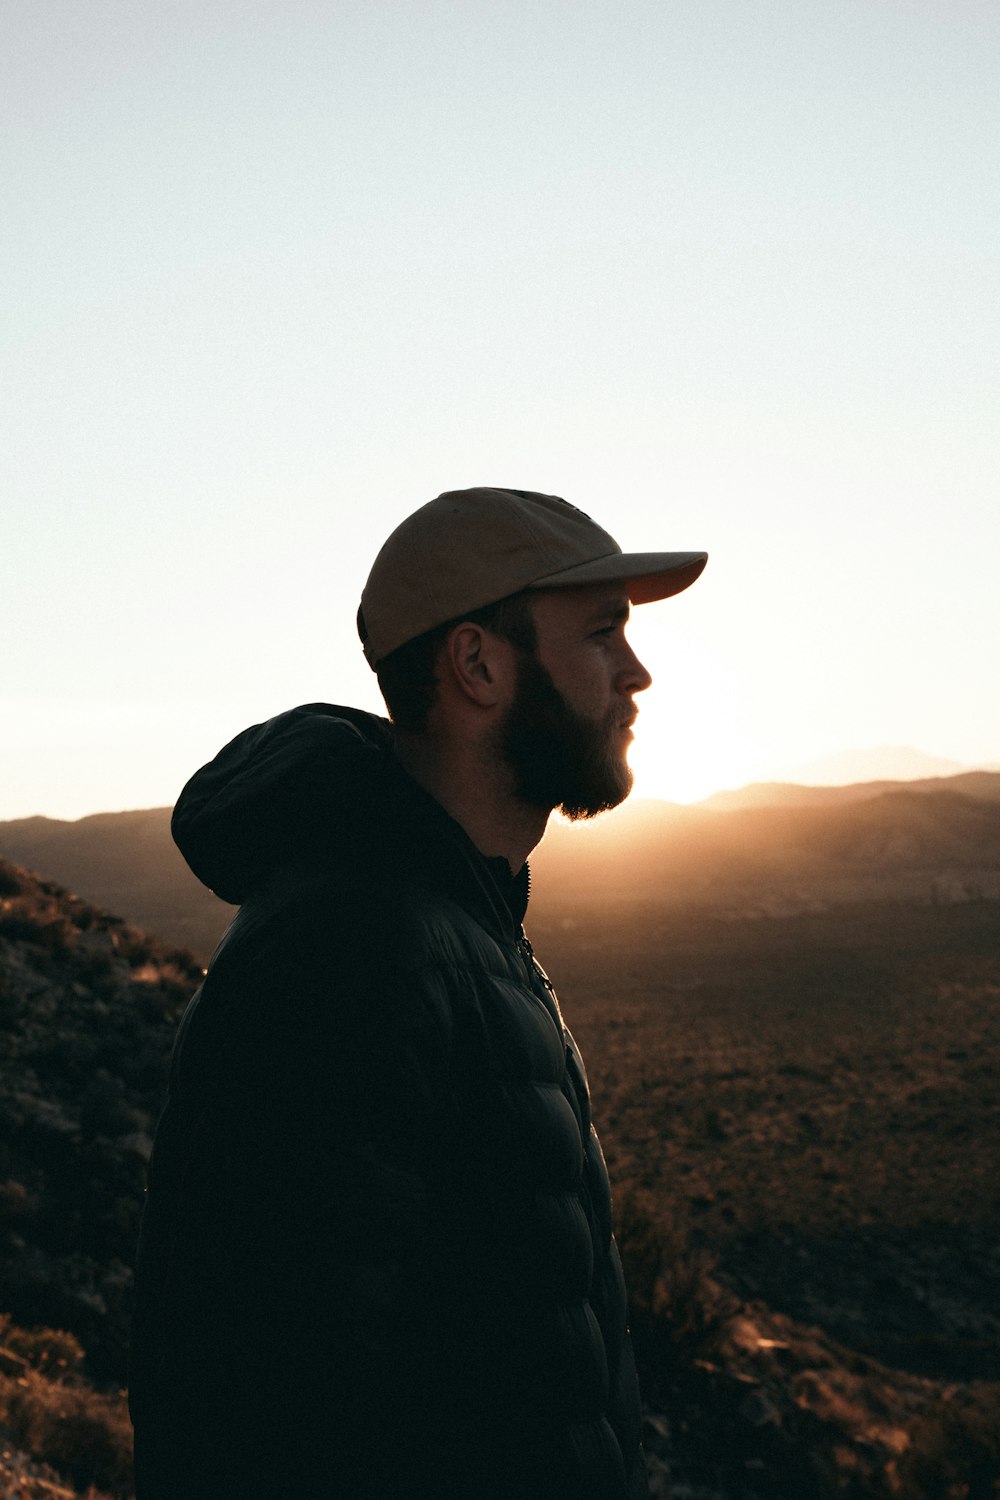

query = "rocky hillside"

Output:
[[0, 858, 200, 1384], [0, 808, 232, 962]]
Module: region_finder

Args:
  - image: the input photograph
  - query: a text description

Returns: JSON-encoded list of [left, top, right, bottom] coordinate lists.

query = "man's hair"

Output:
[[375, 591, 538, 732]]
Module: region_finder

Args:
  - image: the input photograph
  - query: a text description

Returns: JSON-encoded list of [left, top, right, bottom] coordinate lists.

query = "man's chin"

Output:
[[557, 765, 634, 822]]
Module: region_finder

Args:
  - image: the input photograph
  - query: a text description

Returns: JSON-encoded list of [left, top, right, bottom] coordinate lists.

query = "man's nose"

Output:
[[619, 640, 653, 693]]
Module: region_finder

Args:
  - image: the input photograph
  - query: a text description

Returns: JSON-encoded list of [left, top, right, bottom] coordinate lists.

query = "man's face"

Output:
[[498, 584, 652, 820]]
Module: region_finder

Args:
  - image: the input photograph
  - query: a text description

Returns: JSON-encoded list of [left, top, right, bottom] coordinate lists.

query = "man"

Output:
[[129, 487, 706, 1499]]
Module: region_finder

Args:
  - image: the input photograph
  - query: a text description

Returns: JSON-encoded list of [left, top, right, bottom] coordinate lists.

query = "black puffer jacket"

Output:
[[129, 705, 647, 1499]]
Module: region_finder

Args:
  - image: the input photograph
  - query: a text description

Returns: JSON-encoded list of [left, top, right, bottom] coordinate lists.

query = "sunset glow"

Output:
[[623, 622, 767, 805]]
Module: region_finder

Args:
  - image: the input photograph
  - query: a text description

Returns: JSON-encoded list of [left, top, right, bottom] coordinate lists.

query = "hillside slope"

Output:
[[533, 784, 1000, 919], [699, 768, 1000, 813], [0, 859, 200, 1382], [3, 775, 999, 961], [0, 808, 233, 961]]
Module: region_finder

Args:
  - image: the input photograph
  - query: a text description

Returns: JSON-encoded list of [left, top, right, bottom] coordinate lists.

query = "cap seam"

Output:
[[500, 491, 589, 577]]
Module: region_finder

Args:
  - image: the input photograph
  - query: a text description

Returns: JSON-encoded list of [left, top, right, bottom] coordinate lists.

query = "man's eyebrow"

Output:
[[586, 597, 631, 626]]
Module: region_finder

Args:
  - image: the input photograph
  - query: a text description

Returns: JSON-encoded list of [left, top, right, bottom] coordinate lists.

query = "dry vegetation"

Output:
[[1, 778, 999, 1497], [0, 1318, 132, 1499], [0, 859, 203, 1498], [532, 895, 1000, 1496]]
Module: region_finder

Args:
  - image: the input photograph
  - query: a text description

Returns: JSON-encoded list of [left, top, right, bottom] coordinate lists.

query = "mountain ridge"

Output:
[[2, 770, 999, 961], [696, 768, 1000, 813]]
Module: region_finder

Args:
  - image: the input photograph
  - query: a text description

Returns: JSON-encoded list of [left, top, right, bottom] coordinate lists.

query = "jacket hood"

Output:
[[172, 703, 524, 934]]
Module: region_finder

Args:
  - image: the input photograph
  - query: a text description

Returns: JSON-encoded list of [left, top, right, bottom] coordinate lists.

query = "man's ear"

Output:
[[442, 624, 513, 708]]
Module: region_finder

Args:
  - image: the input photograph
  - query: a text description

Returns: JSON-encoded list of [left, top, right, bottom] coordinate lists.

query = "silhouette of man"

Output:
[[129, 488, 706, 1499]]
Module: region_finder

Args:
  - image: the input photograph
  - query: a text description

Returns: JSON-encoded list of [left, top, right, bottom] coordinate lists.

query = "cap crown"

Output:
[[359, 488, 620, 665]]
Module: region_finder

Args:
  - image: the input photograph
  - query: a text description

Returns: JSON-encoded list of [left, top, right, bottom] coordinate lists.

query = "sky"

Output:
[[3, 0, 998, 819]]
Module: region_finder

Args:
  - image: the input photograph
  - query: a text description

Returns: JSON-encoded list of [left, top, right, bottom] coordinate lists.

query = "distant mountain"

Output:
[[531, 779, 1000, 923], [3, 771, 1000, 959], [784, 746, 969, 786], [699, 769, 1000, 814]]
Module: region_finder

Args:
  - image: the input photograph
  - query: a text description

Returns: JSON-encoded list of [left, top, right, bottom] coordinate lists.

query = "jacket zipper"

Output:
[[517, 930, 554, 992], [517, 929, 571, 1058]]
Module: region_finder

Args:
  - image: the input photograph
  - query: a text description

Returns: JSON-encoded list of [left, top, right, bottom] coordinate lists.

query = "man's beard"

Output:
[[498, 651, 634, 821]]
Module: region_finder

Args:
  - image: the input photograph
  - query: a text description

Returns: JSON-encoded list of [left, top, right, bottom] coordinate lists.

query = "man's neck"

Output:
[[392, 729, 549, 874]]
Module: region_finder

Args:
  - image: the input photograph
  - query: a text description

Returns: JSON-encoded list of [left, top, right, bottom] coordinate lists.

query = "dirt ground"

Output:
[[534, 898, 1000, 1381]]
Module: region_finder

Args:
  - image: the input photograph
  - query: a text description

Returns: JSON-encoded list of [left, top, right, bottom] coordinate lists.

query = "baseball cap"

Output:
[[358, 486, 707, 667]]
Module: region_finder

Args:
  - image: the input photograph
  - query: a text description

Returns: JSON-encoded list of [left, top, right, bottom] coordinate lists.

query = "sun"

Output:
[[624, 616, 767, 804]]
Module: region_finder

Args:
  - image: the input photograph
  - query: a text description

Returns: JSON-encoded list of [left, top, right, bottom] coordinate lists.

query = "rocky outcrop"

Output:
[[0, 859, 200, 1384]]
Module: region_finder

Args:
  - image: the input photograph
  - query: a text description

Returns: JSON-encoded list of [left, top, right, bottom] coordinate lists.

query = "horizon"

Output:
[[2, 742, 997, 826]]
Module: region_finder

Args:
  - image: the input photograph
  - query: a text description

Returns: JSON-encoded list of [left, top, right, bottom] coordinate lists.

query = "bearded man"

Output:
[[129, 487, 706, 1500]]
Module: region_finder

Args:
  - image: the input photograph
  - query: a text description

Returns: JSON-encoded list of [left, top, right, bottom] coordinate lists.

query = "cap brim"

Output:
[[531, 550, 708, 602]]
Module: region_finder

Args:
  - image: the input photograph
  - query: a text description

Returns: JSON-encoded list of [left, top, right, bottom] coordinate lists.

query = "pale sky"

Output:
[[3, 0, 998, 819]]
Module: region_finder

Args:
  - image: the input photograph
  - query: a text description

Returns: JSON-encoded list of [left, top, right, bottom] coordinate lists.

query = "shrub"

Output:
[[0, 1178, 31, 1224], [0, 913, 42, 944], [615, 1191, 733, 1392], [33, 919, 75, 953], [0, 862, 27, 898], [897, 1386, 1000, 1499], [0, 1367, 134, 1497], [5, 1323, 86, 1378]]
